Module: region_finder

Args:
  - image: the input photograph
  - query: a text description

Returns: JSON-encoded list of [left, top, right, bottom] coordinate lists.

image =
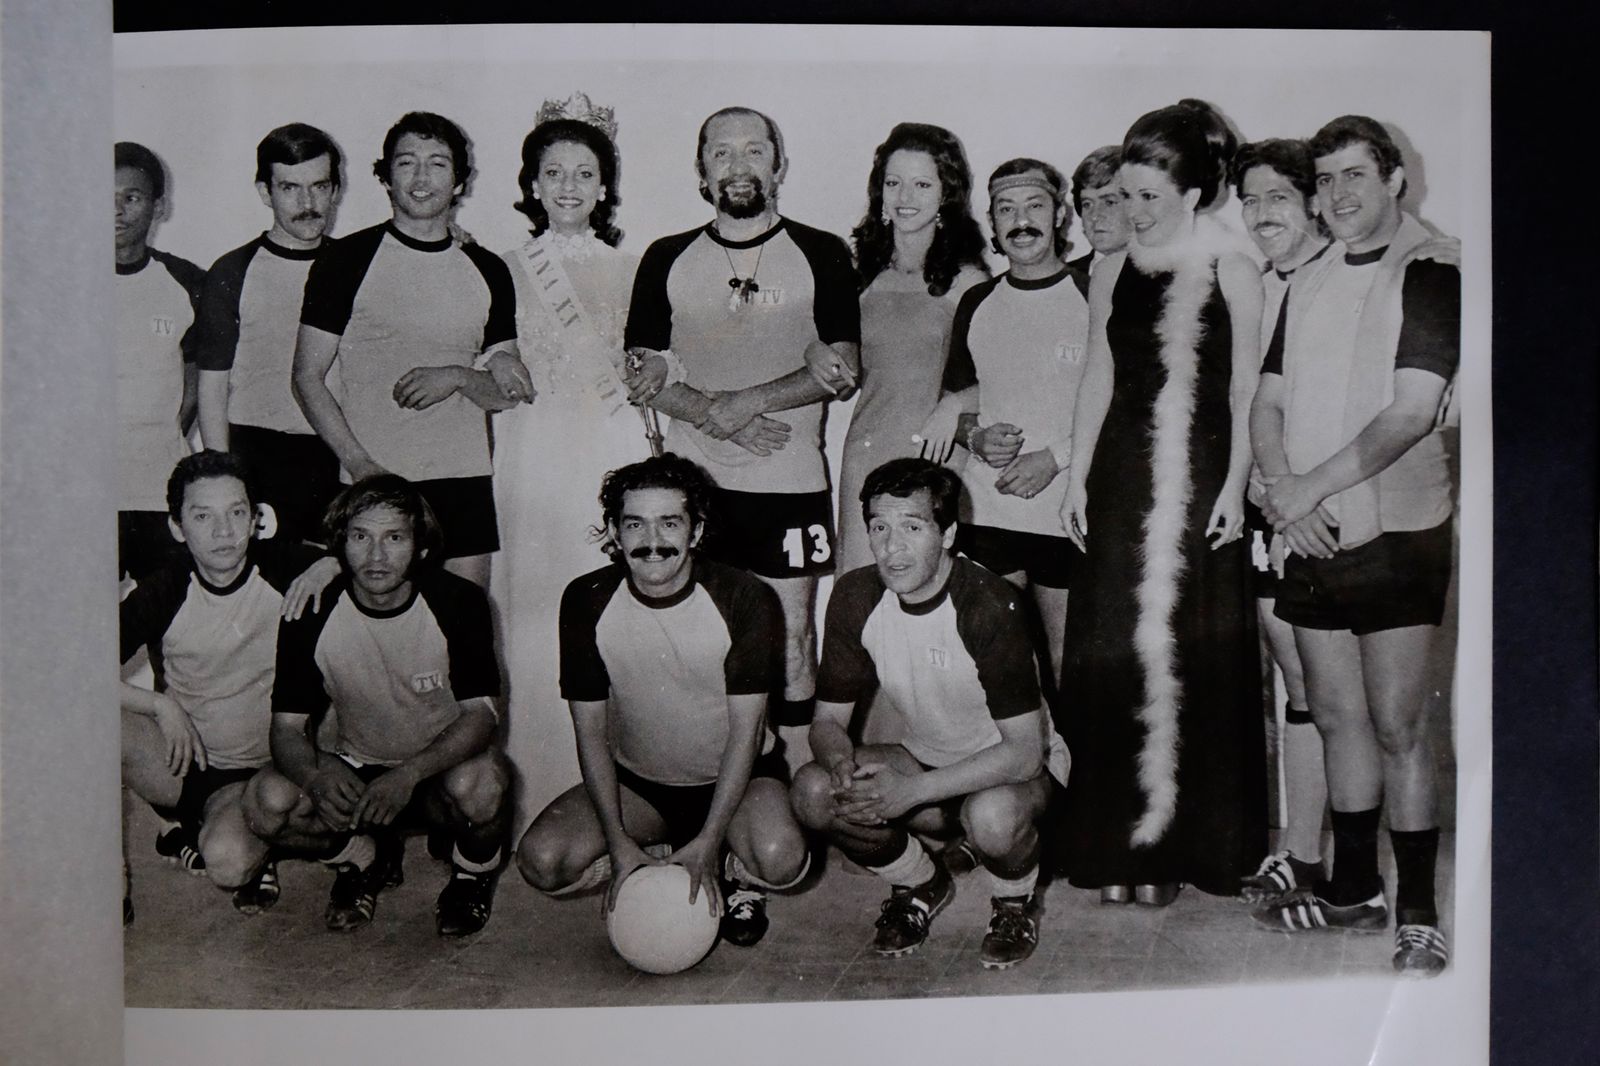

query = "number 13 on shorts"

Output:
[[782, 524, 832, 569]]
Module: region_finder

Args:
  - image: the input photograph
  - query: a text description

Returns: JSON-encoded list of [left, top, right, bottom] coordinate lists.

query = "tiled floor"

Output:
[[122, 801, 1456, 1010]]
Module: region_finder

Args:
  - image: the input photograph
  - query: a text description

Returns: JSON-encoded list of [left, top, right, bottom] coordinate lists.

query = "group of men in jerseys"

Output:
[[117, 102, 1457, 975]]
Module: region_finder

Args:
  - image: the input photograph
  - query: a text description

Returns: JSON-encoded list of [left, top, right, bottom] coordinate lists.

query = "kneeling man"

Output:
[[515, 455, 808, 947], [244, 475, 511, 937], [792, 457, 1066, 969]]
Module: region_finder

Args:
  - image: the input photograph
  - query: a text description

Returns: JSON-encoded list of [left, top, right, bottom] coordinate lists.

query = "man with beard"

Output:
[[243, 475, 512, 937], [1067, 145, 1131, 278], [1249, 116, 1459, 978], [292, 112, 528, 587], [940, 158, 1090, 691], [196, 123, 346, 546], [1229, 138, 1331, 904], [116, 141, 206, 582], [514, 455, 808, 948], [625, 106, 861, 755]]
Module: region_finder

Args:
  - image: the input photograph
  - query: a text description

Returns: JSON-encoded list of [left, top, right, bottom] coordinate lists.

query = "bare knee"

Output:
[[789, 763, 835, 831], [241, 772, 303, 842], [442, 753, 510, 826], [1372, 712, 1427, 758], [515, 821, 587, 892], [200, 822, 265, 889], [961, 787, 1035, 861]]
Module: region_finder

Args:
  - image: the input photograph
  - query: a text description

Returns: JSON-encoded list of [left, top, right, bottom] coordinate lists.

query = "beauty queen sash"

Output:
[[517, 238, 629, 418]]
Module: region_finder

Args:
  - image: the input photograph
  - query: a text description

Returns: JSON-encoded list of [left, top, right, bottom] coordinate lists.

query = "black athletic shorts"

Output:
[[230, 424, 342, 546], [158, 765, 258, 827], [700, 488, 835, 579], [614, 750, 789, 850], [415, 475, 500, 559], [1275, 519, 1452, 636], [955, 523, 1079, 589], [1244, 499, 1279, 599], [119, 509, 183, 582], [343, 756, 440, 829]]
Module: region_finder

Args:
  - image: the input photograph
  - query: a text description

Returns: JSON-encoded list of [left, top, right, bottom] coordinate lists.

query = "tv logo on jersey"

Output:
[[1055, 341, 1084, 364], [151, 315, 177, 336], [412, 670, 445, 694], [926, 646, 949, 670]]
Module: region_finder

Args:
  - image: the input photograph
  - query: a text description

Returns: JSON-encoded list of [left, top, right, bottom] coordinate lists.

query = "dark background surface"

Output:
[[105, 3, 1600, 1062]]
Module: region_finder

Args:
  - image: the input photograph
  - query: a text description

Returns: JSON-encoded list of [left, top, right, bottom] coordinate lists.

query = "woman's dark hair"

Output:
[[1121, 98, 1237, 211], [850, 123, 989, 297], [513, 118, 623, 247], [594, 454, 717, 559], [372, 111, 472, 190], [166, 450, 254, 520], [859, 457, 962, 532], [322, 474, 444, 571]]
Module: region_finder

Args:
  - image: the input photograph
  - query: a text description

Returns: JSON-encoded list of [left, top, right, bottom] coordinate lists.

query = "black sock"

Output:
[[455, 832, 503, 870], [1389, 827, 1440, 926], [1320, 807, 1382, 905]]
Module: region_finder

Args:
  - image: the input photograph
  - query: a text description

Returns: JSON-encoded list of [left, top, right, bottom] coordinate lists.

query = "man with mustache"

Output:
[[515, 455, 808, 948], [196, 124, 347, 547], [1067, 145, 1131, 278], [625, 106, 861, 758], [292, 112, 528, 587], [1228, 138, 1331, 904], [1249, 116, 1459, 978], [244, 475, 512, 937], [115, 141, 206, 582], [940, 158, 1090, 693]]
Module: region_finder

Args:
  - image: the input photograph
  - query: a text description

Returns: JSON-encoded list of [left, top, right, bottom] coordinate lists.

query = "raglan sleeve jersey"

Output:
[[117, 249, 205, 511]]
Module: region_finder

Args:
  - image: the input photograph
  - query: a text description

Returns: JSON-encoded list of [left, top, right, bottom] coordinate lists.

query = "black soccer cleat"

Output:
[[436, 870, 498, 938]]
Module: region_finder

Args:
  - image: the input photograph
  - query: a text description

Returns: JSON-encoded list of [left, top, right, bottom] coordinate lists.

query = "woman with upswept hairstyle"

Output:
[[835, 122, 990, 573]]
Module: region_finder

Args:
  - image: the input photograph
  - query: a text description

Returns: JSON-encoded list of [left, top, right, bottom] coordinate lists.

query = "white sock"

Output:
[[989, 866, 1038, 900], [323, 833, 376, 870], [866, 839, 935, 888], [451, 844, 501, 876], [727, 849, 811, 891], [1284, 718, 1327, 863]]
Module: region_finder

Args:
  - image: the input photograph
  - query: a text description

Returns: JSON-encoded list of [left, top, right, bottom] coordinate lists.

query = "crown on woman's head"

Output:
[[536, 92, 618, 141]]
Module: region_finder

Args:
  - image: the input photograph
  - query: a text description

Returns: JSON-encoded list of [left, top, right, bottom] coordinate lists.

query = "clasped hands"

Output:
[[827, 756, 923, 825], [970, 422, 1059, 500], [1253, 471, 1339, 560]]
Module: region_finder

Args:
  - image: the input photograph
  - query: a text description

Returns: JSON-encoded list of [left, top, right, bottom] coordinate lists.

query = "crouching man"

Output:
[[791, 457, 1067, 969], [243, 475, 511, 937]]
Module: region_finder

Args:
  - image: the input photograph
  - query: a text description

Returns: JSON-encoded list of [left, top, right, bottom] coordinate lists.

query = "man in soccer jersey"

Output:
[[120, 451, 337, 920], [940, 159, 1091, 690], [116, 141, 205, 581], [243, 475, 512, 937], [196, 123, 345, 546], [1249, 116, 1459, 977], [1229, 138, 1333, 903], [515, 455, 808, 947], [1067, 145, 1131, 276], [624, 106, 861, 753], [292, 111, 529, 587], [791, 458, 1067, 969]]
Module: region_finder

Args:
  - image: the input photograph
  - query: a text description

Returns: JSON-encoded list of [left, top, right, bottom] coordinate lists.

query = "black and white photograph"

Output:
[[94, 19, 1493, 1064]]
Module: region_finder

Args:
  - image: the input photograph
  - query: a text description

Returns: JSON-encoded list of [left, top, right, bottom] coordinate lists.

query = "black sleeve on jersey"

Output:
[[786, 221, 862, 346], [949, 561, 1044, 720], [558, 565, 628, 701], [151, 249, 207, 363], [416, 571, 502, 701], [460, 241, 518, 350], [1260, 291, 1288, 377], [814, 566, 886, 705], [252, 540, 329, 594], [1066, 263, 1091, 300], [194, 240, 261, 372], [624, 228, 702, 352], [941, 277, 998, 393], [1395, 258, 1460, 380], [299, 225, 387, 336], [698, 561, 783, 696], [270, 588, 340, 718], [119, 564, 190, 689]]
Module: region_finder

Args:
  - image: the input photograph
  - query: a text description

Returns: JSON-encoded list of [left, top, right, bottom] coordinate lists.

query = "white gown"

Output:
[[491, 231, 648, 828]]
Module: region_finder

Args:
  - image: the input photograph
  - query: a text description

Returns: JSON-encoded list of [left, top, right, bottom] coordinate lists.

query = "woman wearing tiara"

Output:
[[835, 122, 989, 575], [489, 96, 665, 824], [1057, 100, 1267, 901]]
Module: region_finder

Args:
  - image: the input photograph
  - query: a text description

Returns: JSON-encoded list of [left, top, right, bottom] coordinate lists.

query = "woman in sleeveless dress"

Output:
[[490, 105, 665, 826], [1058, 100, 1267, 901], [836, 123, 989, 576]]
